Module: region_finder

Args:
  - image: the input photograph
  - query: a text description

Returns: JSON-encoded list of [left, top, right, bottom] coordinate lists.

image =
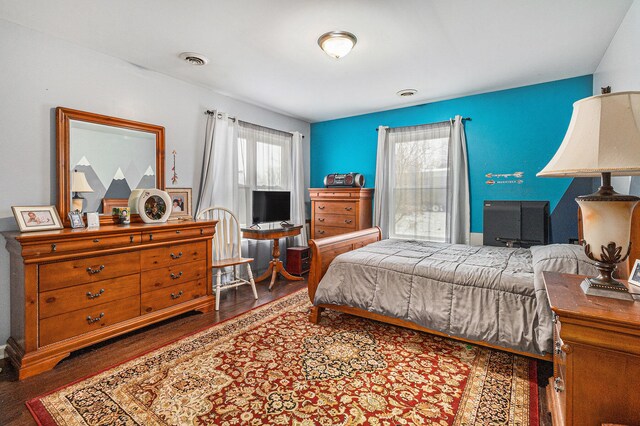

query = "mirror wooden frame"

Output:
[[56, 107, 165, 227]]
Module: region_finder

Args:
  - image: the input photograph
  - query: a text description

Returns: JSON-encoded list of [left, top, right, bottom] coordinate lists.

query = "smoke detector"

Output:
[[179, 52, 209, 66], [397, 89, 417, 97]]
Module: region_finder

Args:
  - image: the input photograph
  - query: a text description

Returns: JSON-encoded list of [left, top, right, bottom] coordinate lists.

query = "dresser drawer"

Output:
[[314, 226, 351, 239], [141, 279, 207, 314], [140, 241, 207, 270], [315, 214, 357, 229], [39, 297, 140, 347], [141, 260, 207, 293], [314, 201, 356, 216], [39, 252, 141, 292], [39, 274, 140, 319], [142, 225, 215, 243], [22, 233, 141, 257]]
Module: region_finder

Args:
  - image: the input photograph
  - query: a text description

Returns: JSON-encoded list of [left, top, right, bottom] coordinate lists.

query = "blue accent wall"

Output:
[[310, 75, 593, 234]]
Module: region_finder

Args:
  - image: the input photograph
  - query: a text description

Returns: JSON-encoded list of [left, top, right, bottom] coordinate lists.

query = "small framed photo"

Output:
[[12, 206, 63, 233], [68, 211, 85, 229], [628, 259, 640, 288], [167, 188, 192, 220], [86, 212, 100, 228]]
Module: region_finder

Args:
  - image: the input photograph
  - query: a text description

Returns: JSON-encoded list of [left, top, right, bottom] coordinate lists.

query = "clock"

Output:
[[128, 189, 171, 223]]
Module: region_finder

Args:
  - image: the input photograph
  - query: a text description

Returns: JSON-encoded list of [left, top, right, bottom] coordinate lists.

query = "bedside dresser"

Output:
[[309, 188, 374, 239], [4, 220, 217, 379], [543, 272, 640, 426]]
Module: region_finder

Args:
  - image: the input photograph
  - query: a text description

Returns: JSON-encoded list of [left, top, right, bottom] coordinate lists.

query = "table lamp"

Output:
[[538, 91, 640, 300], [71, 170, 94, 212]]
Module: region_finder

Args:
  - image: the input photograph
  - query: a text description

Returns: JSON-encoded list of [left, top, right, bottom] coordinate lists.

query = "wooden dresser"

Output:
[[309, 188, 374, 239], [543, 272, 640, 426], [4, 220, 217, 379]]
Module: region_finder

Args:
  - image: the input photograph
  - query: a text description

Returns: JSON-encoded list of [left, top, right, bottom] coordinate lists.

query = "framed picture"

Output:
[[12, 206, 63, 233], [167, 188, 192, 220], [68, 211, 85, 229], [628, 259, 640, 288], [86, 212, 100, 228]]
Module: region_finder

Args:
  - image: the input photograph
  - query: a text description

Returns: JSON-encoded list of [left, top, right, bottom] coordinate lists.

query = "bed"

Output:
[[307, 227, 605, 360]]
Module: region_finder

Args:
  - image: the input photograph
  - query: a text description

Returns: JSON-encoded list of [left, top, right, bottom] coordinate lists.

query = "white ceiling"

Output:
[[0, 0, 632, 123]]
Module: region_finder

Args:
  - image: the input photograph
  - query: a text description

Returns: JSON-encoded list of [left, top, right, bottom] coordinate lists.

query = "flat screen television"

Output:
[[252, 191, 291, 224]]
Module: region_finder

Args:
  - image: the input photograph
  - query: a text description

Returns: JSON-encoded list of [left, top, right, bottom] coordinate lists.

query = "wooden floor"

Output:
[[0, 276, 552, 425]]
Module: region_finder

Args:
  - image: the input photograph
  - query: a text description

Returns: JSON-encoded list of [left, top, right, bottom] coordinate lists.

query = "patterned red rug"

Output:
[[28, 289, 539, 425]]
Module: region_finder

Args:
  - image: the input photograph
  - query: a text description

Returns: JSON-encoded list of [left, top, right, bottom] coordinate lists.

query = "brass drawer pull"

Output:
[[318, 218, 325, 222], [176, 230, 181, 234], [318, 205, 325, 210], [318, 230, 325, 235], [170, 291, 184, 300], [170, 252, 183, 259], [86, 312, 105, 324], [86, 265, 105, 275], [553, 377, 564, 393], [130, 235, 135, 243], [170, 272, 183, 279], [51, 243, 57, 252], [345, 219, 352, 224], [93, 239, 100, 243], [344, 207, 353, 211], [86, 288, 105, 299], [149, 234, 154, 241]]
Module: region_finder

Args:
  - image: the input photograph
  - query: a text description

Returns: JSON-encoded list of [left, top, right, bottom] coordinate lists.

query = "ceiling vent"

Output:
[[179, 52, 209, 66], [397, 89, 417, 97]]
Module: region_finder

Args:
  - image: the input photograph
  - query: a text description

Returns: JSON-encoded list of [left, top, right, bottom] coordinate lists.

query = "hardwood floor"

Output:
[[0, 276, 552, 425]]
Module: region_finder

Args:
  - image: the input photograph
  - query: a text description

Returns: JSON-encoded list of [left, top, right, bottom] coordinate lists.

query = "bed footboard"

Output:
[[307, 227, 382, 306]]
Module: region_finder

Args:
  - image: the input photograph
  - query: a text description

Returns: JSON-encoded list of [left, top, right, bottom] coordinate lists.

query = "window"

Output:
[[388, 123, 451, 241], [237, 123, 291, 225]]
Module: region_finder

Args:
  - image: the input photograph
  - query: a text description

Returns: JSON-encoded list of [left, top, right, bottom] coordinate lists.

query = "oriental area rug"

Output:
[[28, 290, 539, 426]]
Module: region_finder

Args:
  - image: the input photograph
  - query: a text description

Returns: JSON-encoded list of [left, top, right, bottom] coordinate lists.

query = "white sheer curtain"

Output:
[[290, 131, 308, 246], [374, 126, 390, 239], [447, 116, 470, 244], [237, 122, 293, 275], [237, 122, 291, 225], [374, 119, 470, 243], [195, 112, 238, 215]]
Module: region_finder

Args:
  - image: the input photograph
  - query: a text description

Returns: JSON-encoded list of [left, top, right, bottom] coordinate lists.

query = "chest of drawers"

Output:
[[543, 272, 640, 425], [309, 188, 374, 239], [4, 220, 216, 379]]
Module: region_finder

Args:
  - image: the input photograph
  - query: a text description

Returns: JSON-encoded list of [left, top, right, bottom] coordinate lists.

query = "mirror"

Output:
[[57, 107, 165, 226]]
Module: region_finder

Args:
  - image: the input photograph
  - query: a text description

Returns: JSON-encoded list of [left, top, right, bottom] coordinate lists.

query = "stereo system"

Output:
[[323, 173, 365, 188]]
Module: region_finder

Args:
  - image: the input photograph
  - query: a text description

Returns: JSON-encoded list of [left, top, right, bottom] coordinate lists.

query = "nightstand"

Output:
[[543, 272, 640, 426]]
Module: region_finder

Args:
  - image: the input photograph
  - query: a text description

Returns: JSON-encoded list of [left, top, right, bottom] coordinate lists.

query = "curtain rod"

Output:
[[205, 110, 304, 139], [375, 117, 471, 131]]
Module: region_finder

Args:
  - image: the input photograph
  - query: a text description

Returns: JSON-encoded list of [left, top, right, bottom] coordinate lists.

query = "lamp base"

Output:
[[580, 277, 634, 301]]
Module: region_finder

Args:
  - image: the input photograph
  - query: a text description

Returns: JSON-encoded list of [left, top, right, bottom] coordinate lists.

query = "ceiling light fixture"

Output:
[[179, 52, 209, 66], [397, 89, 418, 97], [318, 31, 357, 59]]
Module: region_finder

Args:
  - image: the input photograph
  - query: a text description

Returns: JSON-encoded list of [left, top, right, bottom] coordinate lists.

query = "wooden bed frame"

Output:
[[307, 227, 554, 361], [307, 210, 638, 362]]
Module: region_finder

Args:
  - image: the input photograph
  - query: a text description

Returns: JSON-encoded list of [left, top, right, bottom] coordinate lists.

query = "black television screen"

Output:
[[252, 191, 291, 224]]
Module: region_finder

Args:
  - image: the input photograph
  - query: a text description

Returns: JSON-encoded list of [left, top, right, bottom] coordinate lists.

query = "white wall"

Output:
[[0, 19, 310, 347], [592, 0, 640, 195], [593, 0, 640, 92]]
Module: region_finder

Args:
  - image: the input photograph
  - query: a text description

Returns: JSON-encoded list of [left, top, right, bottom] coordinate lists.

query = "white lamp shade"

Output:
[[537, 91, 640, 177], [318, 31, 357, 59], [71, 171, 94, 192]]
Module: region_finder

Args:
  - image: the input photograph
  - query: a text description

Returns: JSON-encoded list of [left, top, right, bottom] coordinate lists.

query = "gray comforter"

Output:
[[314, 239, 598, 356]]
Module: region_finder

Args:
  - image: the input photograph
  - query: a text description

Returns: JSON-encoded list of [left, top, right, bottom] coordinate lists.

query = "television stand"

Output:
[[241, 224, 304, 290]]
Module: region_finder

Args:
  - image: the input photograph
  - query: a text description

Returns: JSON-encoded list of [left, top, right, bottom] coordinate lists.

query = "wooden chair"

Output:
[[197, 207, 258, 310]]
